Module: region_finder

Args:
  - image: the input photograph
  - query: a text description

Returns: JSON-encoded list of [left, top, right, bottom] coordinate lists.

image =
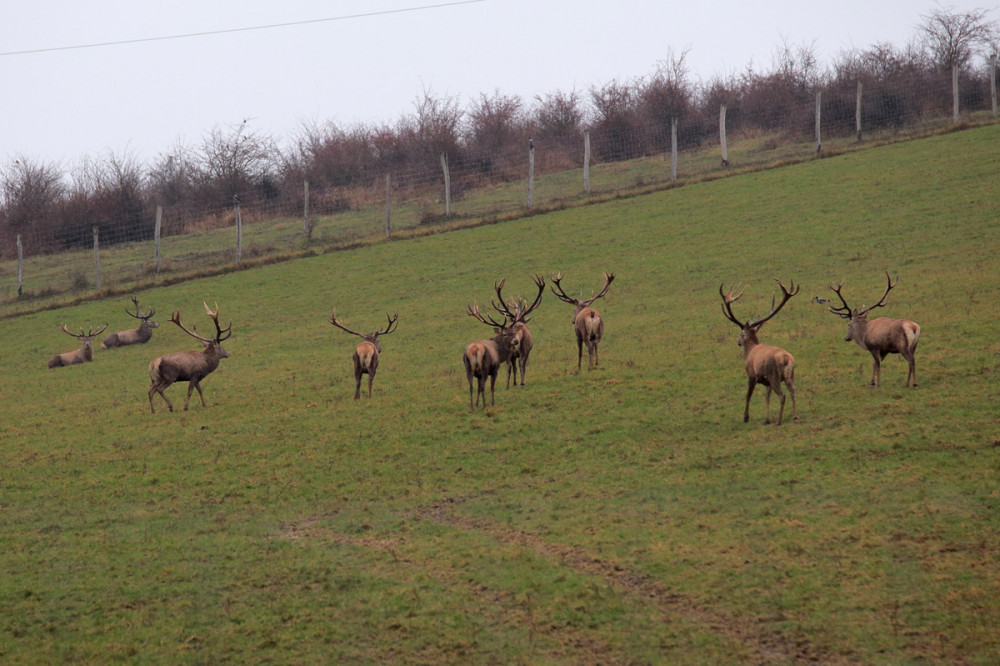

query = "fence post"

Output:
[[583, 131, 591, 193], [234, 196, 242, 264], [16, 233, 23, 297], [856, 81, 863, 141], [719, 104, 729, 166], [384, 173, 391, 238], [952, 64, 960, 124], [815, 91, 822, 153], [526, 139, 535, 208], [991, 54, 997, 119], [440, 153, 451, 218], [93, 226, 101, 291], [154, 205, 162, 274], [303, 180, 311, 238], [670, 118, 678, 182]]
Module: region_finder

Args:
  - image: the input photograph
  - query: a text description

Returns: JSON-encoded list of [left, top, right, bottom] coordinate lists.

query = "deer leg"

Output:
[[488, 369, 497, 406], [149, 383, 172, 413], [367, 370, 375, 398], [506, 359, 514, 389], [763, 385, 774, 424], [869, 351, 880, 387], [519, 353, 528, 387], [744, 378, 757, 423], [785, 373, 798, 424], [903, 351, 917, 388], [576, 337, 584, 372]]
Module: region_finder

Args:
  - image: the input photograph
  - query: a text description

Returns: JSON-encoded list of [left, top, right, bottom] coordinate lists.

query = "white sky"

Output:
[[1, 0, 996, 168]]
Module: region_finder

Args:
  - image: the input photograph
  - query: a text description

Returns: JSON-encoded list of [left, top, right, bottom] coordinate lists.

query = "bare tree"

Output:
[[640, 48, 695, 151], [0, 156, 65, 242], [918, 5, 998, 71], [194, 119, 279, 204], [465, 90, 526, 178]]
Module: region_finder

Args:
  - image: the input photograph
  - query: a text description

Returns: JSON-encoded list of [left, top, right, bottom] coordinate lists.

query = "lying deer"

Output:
[[491, 274, 545, 388], [329, 310, 399, 399], [549, 271, 615, 371], [464, 276, 544, 409], [720, 278, 799, 425], [148, 303, 232, 413], [102, 296, 159, 349], [827, 271, 921, 387], [48, 323, 109, 368]]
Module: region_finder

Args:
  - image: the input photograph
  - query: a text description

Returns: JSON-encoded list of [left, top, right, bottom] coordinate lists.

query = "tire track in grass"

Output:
[[276, 513, 626, 663], [416, 495, 827, 664]]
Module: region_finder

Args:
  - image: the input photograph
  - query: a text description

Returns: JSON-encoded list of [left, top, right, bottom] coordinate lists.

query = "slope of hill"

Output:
[[1, 124, 997, 663]]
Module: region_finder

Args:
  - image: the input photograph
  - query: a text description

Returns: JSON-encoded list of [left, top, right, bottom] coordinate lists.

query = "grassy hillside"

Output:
[[1, 124, 998, 663]]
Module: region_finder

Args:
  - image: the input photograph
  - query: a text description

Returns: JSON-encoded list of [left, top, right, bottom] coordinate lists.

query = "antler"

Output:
[[171, 303, 231, 343], [860, 271, 896, 316], [548, 271, 579, 305], [126, 296, 155, 320], [466, 301, 507, 328], [493, 275, 545, 324], [203, 302, 232, 341], [581, 271, 615, 307], [719, 280, 747, 327], [827, 279, 853, 319], [375, 311, 399, 337], [751, 278, 800, 328], [329, 309, 365, 337], [59, 322, 109, 339]]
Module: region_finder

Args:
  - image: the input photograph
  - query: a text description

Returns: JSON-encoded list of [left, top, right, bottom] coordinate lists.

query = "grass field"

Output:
[[1, 124, 998, 663]]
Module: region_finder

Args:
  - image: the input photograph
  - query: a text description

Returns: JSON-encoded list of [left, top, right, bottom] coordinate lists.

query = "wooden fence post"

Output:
[[583, 131, 591, 193], [234, 197, 242, 264], [384, 173, 391, 238], [303, 180, 311, 238], [856, 81, 863, 141], [670, 118, 678, 182], [991, 54, 997, 119], [815, 91, 822, 153], [526, 139, 535, 207], [440, 153, 451, 218], [92, 226, 101, 291], [952, 64, 960, 124], [719, 104, 729, 166], [16, 233, 23, 297], [154, 205, 162, 274]]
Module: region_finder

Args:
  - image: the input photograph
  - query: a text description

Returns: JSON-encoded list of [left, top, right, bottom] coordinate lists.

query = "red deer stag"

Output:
[[48, 323, 109, 368], [102, 296, 159, 349], [549, 271, 615, 371], [827, 271, 921, 388], [491, 274, 545, 388], [719, 278, 800, 425], [148, 303, 232, 413], [464, 276, 545, 410], [329, 310, 399, 399]]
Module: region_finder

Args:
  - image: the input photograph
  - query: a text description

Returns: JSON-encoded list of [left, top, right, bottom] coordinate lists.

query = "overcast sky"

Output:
[[1, 0, 996, 169]]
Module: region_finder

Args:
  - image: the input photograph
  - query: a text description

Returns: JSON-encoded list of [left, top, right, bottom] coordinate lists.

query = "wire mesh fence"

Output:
[[1, 64, 997, 314]]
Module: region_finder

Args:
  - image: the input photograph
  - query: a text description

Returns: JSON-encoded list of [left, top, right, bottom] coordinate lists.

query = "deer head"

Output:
[[720, 278, 799, 347], [329, 310, 399, 353], [828, 271, 896, 341]]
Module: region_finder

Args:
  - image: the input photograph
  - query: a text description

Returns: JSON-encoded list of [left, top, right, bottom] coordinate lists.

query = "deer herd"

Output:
[[45, 270, 921, 423]]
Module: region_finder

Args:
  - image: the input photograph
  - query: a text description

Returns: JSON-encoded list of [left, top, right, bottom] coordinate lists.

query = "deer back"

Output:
[[153, 343, 228, 382], [857, 316, 921, 354], [354, 339, 379, 372]]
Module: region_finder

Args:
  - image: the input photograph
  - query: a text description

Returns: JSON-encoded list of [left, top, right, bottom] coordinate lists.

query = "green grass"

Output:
[[1, 124, 998, 663]]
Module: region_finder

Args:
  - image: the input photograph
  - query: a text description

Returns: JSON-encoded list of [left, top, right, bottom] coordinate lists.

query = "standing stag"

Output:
[[102, 296, 159, 349], [719, 278, 800, 425], [549, 271, 615, 371], [48, 323, 109, 368], [491, 274, 545, 388], [464, 276, 545, 410], [329, 310, 399, 399], [148, 303, 232, 413], [827, 271, 921, 387]]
